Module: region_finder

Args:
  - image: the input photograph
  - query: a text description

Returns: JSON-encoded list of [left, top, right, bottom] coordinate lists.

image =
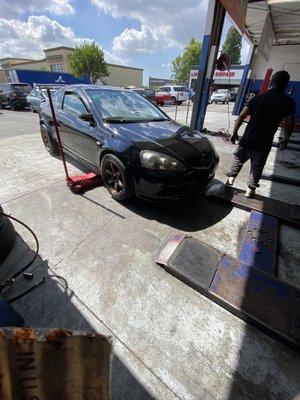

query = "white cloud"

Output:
[[0, 0, 74, 18], [92, 0, 208, 55], [112, 25, 175, 54], [103, 49, 129, 65], [0, 16, 75, 59], [0, 15, 126, 67]]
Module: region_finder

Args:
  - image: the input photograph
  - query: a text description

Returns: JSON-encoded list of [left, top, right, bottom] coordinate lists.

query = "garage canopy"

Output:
[[246, 0, 300, 45]]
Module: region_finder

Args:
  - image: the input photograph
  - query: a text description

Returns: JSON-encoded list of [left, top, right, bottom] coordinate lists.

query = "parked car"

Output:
[[210, 89, 230, 104], [155, 86, 189, 105], [0, 83, 32, 110], [39, 85, 219, 201], [155, 91, 172, 106], [130, 88, 156, 105], [26, 87, 58, 112]]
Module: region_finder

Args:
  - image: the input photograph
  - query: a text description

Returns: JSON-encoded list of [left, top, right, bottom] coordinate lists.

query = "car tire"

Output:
[[40, 124, 59, 155], [177, 101, 183, 105], [0, 206, 16, 264], [171, 97, 176, 105], [101, 154, 134, 201], [9, 101, 18, 111], [0, 102, 5, 110]]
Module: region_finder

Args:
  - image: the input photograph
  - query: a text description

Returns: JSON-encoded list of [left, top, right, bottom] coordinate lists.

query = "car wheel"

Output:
[[222, 101, 225, 104], [101, 154, 134, 201], [0, 102, 5, 110], [40, 125, 59, 155], [171, 97, 176, 105], [9, 101, 18, 111], [0, 206, 16, 264], [176, 101, 183, 105]]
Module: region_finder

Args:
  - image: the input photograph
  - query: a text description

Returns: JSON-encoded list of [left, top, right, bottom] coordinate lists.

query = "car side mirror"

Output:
[[79, 112, 96, 126]]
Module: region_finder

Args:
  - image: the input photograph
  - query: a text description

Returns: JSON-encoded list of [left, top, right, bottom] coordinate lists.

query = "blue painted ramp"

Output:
[[239, 211, 278, 275]]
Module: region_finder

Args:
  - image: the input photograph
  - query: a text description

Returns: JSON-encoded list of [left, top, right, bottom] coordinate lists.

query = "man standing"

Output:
[[226, 70, 295, 197]]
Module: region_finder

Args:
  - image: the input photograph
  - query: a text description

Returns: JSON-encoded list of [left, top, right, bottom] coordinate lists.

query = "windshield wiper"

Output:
[[102, 116, 134, 123], [145, 117, 170, 122]]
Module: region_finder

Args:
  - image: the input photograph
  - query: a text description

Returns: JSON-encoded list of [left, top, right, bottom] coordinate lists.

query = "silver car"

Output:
[[210, 89, 230, 104], [26, 88, 58, 112]]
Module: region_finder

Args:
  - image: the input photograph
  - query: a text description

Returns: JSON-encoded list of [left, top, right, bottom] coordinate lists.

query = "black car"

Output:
[[130, 88, 156, 105], [39, 85, 219, 201], [0, 83, 32, 110]]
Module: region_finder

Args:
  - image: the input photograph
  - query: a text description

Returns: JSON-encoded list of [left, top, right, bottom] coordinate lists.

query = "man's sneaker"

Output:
[[245, 187, 255, 198], [226, 177, 235, 186]]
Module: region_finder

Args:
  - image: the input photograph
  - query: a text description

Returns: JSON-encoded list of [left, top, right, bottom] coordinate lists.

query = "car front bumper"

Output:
[[133, 165, 218, 201]]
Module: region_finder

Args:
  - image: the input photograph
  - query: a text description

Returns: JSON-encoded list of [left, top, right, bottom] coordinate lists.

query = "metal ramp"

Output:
[[154, 211, 300, 351], [205, 183, 300, 228]]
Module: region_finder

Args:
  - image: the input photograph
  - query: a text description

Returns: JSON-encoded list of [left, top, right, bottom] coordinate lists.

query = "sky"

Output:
[[0, 0, 249, 84]]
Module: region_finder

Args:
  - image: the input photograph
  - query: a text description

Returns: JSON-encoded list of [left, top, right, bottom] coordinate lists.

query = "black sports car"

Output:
[[39, 85, 219, 201]]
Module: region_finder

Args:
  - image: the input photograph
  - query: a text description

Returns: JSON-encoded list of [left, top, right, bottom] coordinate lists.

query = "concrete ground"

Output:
[[0, 106, 299, 400], [161, 101, 235, 131]]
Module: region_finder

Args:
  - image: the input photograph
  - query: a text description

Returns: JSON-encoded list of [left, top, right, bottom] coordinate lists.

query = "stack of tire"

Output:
[[0, 206, 16, 264]]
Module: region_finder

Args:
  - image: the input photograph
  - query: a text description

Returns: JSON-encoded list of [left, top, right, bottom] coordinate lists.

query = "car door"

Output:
[[59, 91, 98, 166], [28, 90, 39, 109]]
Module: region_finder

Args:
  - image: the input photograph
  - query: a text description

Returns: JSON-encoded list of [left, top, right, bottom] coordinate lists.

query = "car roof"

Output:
[[63, 84, 130, 92]]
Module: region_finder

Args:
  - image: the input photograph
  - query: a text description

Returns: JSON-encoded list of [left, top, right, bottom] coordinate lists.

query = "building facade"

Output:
[[0, 46, 143, 87]]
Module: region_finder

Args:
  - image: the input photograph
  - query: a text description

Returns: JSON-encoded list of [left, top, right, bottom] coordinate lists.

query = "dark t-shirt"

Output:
[[239, 89, 296, 150]]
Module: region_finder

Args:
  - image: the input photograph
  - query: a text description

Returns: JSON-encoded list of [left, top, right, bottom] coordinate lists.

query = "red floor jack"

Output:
[[47, 89, 101, 193]]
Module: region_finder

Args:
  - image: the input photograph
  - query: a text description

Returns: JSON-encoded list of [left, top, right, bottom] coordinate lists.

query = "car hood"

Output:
[[110, 120, 214, 162]]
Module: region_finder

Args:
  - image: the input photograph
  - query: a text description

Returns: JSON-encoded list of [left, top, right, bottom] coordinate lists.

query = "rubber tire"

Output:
[[101, 154, 134, 201], [0, 102, 4, 110], [10, 101, 18, 111], [176, 101, 183, 105], [0, 206, 16, 264], [171, 97, 176, 105], [40, 125, 59, 155]]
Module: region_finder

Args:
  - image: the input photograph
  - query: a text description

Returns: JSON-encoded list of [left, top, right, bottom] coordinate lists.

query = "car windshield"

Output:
[[173, 87, 188, 92], [11, 84, 31, 91], [215, 89, 228, 94], [88, 89, 169, 123]]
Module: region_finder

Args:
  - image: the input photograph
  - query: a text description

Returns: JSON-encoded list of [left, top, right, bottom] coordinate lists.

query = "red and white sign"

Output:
[[190, 68, 244, 82]]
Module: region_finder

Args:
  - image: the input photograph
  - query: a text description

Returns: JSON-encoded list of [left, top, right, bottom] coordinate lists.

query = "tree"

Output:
[[69, 42, 109, 84], [222, 26, 242, 64], [172, 38, 202, 84]]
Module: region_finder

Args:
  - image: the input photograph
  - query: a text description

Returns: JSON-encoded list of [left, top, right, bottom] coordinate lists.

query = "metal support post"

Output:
[[190, 0, 226, 131]]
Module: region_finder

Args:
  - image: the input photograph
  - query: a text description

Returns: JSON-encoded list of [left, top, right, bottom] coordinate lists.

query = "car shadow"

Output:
[[52, 150, 233, 232], [0, 234, 156, 400], [122, 180, 233, 232]]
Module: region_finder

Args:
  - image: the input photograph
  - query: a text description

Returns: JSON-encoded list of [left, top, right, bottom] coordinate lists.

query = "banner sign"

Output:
[[257, 13, 275, 61], [190, 67, 244, 82], [12, 69, 90, 85]]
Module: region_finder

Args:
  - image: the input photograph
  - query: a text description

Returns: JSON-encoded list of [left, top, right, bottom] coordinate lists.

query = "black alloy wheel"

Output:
[[40, 125, 58, 155], [101, 154, 133, 201]]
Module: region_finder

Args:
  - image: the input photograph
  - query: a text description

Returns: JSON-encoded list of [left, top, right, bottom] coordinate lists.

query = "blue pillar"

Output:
[[190, 0, 225, 131]]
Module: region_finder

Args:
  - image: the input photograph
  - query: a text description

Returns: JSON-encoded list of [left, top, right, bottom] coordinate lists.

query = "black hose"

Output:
[[7, 277, 45, 303], [0, 211, 39, 293]]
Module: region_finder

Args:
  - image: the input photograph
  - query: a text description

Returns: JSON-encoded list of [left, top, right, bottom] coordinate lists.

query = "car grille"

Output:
[[188, 151, 213, 168]]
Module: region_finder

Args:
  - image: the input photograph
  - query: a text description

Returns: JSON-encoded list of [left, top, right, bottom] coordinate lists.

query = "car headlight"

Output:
[[140, 150, 186, 171]]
